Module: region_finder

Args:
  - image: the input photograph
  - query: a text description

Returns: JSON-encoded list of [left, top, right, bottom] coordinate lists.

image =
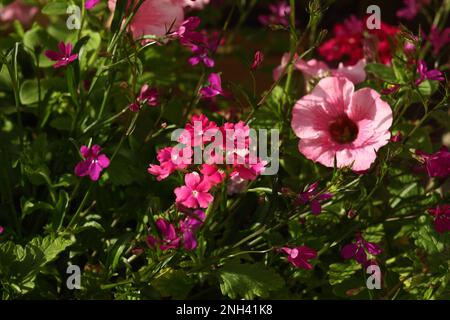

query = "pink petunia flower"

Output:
[[426, 25, 450, 56], [280, 246, 317, 269], [415, 60, 445, 85], [174, 172, 214, 208], [180, 209, 206, 250], [250, 51, 264, 70], [428, 205, 450, 234], [291, 77, 393, 171], [147, 218, 181, 251], [341, 232, 382, 265], [128, 84, 159, 112], [183, 0, 210, 10], [0, 0, 39, 28], [295, 58, 367, 84], [45, 42, 78, 69], [74, 145, 110, 181], [86, 0, 101, 10], [415, 146, 450, 178], [199, 73, 228, 98], [108, 0, 184, 40], [296, 182, 333, 215]]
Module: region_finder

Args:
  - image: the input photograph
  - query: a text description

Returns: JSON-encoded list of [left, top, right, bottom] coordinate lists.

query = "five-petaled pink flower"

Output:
[[396, 0, 426, 20], [85, 0, 100, 10], [200, 73, 228, 98], [0, 0, 39, 28], [291, 77, 393, 171], [428, 205, 450, 234], [341, 232, 382, 265], [280, 246, 317, 269], [128, 84, 159, 112], [415, 60, 445, 85], [45, 42, 78, 69], [180, 210, 206, 250], [415, 146, 450, 178], [258, 1, 291, 27], [74, 145, 110, 181], [148, 146, 191, 181], [296, 182, 333, 215], [174, 172, 213, 208], [147, 218, 181, 251]]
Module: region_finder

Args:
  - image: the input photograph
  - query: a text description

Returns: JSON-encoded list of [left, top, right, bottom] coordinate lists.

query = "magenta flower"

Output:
[[175, 17, 203, 45], [148, 146, 191, 181], [85, 0, 100, 10], [296, 182, 333, 215], [428, 205, 450, 234], [280, 246, 317, 270], [147, 218, 181, 251], [74, 145, 110, 181], [341, 232, 382, 265], [128, 84, 159, 112], [396, 0, 422, 20], [199, 73, 227, 98], [45, 41, 78, 69], [174, 172, 213, 209], [180, 209, 206, 250], [200, 164, 225, 187], [426, 25, 450, 56], [178, 114, 219, 147], [415, 147, 450, 178], [0, 0, 39, 29], [0, 225, 4, 234], [415, 60, 445, 85], [291, 77, 393, 171], [188, 44, 215, 68], [258, 1, 291, 27], [250, 50, 264, 70]]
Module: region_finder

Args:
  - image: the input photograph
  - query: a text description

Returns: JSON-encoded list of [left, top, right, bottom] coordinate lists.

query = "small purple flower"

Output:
[[258, 1, 291, 27], [341, 232, 382, 265], [147, 218, 181, 251], [74, 145, 110, 181], [0, 225, 4, 235], [199, 73, 228, 98], [85, 0, 100, 10], [415, 60, 445, 85], [415, 146, 450, 178], [188, 44, 215, 68], [296, 182, 333, 215], [45, 41, 78, 69], [280, 246, 317, 270], [180, 210, 206, 250], [428, 205, 450, 234], [250, 50, 264, 70], [396, 0, 421, 20], [175, 17, 204, 46], [129, 84, 159, 112], [426, 25, 450, 56]]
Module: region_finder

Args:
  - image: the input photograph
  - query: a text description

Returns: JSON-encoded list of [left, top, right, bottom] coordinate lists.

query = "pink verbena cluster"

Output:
[[148, 114, 267, 209]]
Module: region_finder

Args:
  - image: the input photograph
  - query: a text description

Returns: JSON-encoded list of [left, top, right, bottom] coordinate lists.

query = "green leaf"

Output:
[[152, 269, 194, 299], [218, 261, 284, 299], [19, 79, 50, 105], [105, 233, 133, 273], [28, 236, 74, 263], [365, 63, 398, 83], [328, 261, 361, 286], [41, 2, 68, 15], [412, 220, 444, 255]]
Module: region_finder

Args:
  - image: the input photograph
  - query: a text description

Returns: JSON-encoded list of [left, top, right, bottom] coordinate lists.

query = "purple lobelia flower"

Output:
[[188, 44, 215, 68], [200, 73, 228, 98], [45, 41, 78, 69], [296, 182, 333, 215], [341, 232, 382, 265], [415, 60, 445, 85], [426, 25, 450, 56], [129, 84, 159, 112], [179, 209, 206, 250], [74, 145, 110, 181], [147, 218, 181, 251], [258, 1, 291, 27], [280, 246, 317, 269]]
